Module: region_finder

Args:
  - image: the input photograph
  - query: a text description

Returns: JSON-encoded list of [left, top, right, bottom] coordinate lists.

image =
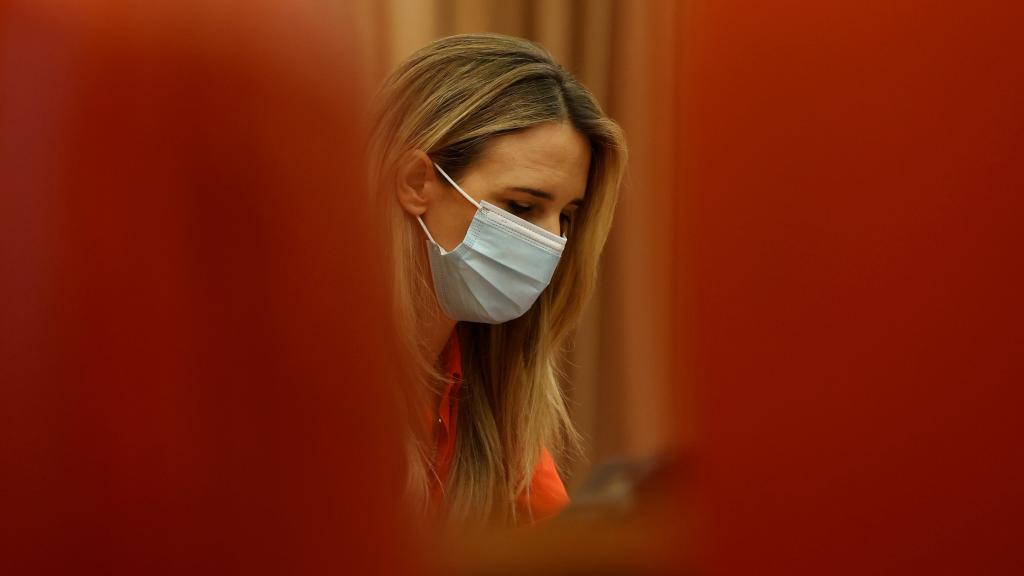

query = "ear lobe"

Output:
[[395, 149, 435, 217]]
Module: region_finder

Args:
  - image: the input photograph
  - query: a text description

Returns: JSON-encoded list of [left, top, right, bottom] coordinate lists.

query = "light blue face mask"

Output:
[[415, 163, 567, 324]]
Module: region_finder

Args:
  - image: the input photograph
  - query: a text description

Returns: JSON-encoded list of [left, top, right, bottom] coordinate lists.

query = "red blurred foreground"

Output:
[[1, 1, 1022, 575], [1, 2, 413, 574], [678, 2, 1024, 575]]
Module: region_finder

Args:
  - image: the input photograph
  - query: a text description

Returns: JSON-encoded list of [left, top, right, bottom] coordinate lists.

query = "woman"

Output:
[[367, 33, 626, 529]]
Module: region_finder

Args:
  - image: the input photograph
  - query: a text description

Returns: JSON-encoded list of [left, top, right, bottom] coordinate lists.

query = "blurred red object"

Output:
[[677, 1, 1024, 575], [1, 2, 414, 575]]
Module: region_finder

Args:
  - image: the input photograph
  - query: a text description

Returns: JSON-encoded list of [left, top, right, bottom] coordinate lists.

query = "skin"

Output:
[[396, 120, 592, 366]]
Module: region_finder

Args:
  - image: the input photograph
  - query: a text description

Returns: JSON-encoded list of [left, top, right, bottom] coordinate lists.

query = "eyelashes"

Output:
[[505, 201, 574, 232], [506, 201, 533, 215]]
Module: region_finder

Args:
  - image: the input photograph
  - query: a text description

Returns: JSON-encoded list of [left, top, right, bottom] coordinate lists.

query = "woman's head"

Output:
[[367, 32, 626, 527]]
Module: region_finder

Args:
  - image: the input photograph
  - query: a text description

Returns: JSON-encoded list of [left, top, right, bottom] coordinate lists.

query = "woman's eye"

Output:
[[507, 201, 532, 215]]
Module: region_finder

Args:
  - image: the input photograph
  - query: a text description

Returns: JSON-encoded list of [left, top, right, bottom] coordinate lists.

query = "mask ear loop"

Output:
[[415, 162, 479, 254], [433, 162, 481, 209], [415, 215, 439, 246]]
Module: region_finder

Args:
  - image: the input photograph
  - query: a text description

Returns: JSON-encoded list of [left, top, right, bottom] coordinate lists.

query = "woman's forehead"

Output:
[[472, 123, 591, 198]]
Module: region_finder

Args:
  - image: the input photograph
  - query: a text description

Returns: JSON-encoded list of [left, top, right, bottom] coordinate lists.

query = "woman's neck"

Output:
[[424, 305, 457, 369]]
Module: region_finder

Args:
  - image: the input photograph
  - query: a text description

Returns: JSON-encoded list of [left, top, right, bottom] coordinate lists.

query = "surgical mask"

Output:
[[415, 162, 566, 324]]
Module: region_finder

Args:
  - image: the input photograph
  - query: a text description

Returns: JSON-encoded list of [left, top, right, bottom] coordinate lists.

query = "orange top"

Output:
[[428, 326, 570, 525]]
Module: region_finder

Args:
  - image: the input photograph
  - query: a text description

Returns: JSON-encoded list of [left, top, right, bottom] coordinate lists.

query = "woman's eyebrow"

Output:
[[505, 186, 584, 206]]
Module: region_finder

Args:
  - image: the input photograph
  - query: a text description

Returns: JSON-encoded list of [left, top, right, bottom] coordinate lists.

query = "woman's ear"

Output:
[[395, 149, 436, 217]]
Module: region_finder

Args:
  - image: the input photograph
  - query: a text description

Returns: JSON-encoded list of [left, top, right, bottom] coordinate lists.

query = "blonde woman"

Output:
[[368, 33, 626, 529]]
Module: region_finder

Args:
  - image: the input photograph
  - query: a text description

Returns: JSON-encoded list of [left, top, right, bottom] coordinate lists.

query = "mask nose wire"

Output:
[[433, 162, 481, 209]]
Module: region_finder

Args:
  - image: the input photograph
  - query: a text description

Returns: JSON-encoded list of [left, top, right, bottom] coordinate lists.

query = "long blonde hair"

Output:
[[366, 33, 626, 527]]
